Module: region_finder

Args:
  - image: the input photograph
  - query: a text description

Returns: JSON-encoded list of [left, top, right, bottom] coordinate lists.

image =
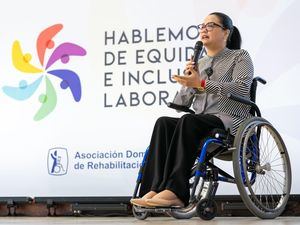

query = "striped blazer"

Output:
[[173, 48, 254, 134]]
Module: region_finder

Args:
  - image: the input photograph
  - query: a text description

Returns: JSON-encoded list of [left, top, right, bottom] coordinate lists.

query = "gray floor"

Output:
[[0, 217, 299, 225]]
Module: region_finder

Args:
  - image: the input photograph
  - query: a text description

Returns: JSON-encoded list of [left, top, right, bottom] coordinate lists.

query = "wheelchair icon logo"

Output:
[[48, 147, 68, 176]]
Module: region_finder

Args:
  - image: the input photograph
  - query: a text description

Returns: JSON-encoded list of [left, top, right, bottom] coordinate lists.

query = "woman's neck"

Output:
[[206, 45, 226, 57]]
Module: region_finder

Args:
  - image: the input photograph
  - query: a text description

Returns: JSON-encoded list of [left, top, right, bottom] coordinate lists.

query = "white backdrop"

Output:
[[0, 0, 298, 197]]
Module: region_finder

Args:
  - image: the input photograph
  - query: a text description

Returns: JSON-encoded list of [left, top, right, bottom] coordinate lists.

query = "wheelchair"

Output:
[[132, 77, 292, 220]]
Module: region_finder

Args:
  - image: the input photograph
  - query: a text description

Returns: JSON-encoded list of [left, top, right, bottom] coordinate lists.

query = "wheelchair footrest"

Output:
[[134, 205, 182, 213]]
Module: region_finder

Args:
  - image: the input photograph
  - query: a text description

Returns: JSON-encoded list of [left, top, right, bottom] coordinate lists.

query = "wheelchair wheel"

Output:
[[196, 199, 217, 220], [132, 206, 149, 220], [233, 117, 291, 219]]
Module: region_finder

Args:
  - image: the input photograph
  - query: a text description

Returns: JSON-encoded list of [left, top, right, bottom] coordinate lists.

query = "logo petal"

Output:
[[37, 24, 63, 66], [45, 42, 86, 69], [12, 41, 43, 73], [2, 76, 43, 100], [34, 76, 57, 121], [47, 69, 81, 101]]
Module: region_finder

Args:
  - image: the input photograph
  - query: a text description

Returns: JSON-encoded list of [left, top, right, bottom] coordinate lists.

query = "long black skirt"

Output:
[[139, 113, 225, 205]]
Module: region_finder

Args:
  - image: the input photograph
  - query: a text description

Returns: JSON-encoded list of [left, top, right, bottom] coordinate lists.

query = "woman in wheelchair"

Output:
[[131, 12, 291, 220], [131, 11, 252, 207]]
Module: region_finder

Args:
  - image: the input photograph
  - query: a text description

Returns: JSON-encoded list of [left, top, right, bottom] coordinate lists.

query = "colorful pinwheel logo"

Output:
[[2, 24, 87, 121]]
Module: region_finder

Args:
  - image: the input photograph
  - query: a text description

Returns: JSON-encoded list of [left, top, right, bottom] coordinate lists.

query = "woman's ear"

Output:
[[224, 29, 230, 42]]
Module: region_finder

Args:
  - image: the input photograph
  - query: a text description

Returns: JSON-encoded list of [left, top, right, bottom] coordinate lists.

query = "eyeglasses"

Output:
[[197, 22, 225, 31]]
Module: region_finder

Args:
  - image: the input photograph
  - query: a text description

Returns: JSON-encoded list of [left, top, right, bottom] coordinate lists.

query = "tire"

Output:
[[196, 199, 217, 220], [132, 206, 149, 220], [233, 117, 292, 219]]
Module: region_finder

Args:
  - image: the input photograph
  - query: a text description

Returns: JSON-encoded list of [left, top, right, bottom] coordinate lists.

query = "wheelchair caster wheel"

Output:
[[132, 206, 149, 220], [196, 199, 217, 220]]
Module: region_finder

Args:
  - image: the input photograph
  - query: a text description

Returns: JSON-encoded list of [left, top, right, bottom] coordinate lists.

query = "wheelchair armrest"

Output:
[[167, 102, 195, 114], [227, 93, 261, 117], [254, 76, 267, 85]]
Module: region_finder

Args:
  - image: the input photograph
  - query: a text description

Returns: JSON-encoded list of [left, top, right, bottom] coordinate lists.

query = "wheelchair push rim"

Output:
[[233, 117, 292, 219]]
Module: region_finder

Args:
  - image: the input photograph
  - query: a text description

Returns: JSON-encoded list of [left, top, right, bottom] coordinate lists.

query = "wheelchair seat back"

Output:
[[205, 77, 264, 161]]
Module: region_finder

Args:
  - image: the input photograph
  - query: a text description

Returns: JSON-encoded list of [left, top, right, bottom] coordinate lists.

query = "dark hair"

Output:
[[209, 12, 242, 49]]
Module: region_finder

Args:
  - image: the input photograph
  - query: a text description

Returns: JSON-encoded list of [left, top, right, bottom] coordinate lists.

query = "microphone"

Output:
[[192, 41, 204, 67], [191, 41, 205, 93], [185, 41, 204, 75], [205, 67, 213, 78]]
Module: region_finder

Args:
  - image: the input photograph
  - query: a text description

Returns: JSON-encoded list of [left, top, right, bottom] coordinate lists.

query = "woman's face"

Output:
[[199, 14, 229, 49]]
